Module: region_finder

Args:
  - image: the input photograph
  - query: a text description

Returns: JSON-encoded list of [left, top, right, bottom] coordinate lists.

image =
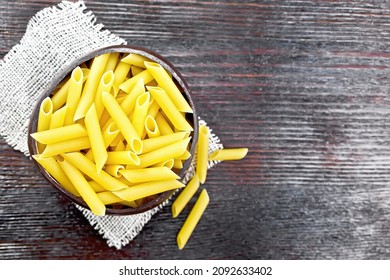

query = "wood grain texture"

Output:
[[1, 0, 390, 259]]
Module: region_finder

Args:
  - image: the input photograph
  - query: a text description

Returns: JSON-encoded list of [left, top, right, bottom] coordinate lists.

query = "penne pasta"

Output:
[[32, 51, 202, 216], [40, 136, 90, 158], [106, 151, 140, 165], [58, 158, 106, 216], [148, 86, 193, 131], [145, 115, 161, 138], [138, 137, 191, 168], [103, 52, 120, 73], [64, 66, 83, 125], [145, 61, 193, 113], [196, 125, 209, 184], [155, 112, 174, 135], [176, 150, 191, 160], [37, 97, 53, 153], [31, 123, 87, 145], [84, 122, 121, 161], [49, 105, 67, 130], [94, 70, 114, 119], [119, 69, 153, 93], [121, 53, 152, 68], [208, 148, 249, 161], [74, 53, 110, 120], [112, 61, 131, 94], [119, 167, 179, 183], [97, 191, 137, 208], [113, 179, 185, 201], [102, 91, 142, 154], [61, 152, 129, 192], [176, 189, 209, 250], [132, 92, 150, 137], [171, 174, 200, 218], [85, 104, 107, 172], [32, 155, 79, 197], [51, 68, 89, 111], [173, 159, 183, 169], [151, 159, 175, 169], [147, 100, 160, 119], [142, 131, 188, 154], [104, 164, 125, 178], [88, 180, 107, 193], [118, 78, 145, 116], [100, 79, 145, 127]]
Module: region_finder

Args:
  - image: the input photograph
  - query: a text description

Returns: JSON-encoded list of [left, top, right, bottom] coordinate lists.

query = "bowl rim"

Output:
[[28, 45, 199, 215]]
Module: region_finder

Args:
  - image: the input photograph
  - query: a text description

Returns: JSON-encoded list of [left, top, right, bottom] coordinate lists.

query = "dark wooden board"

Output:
[[1, 0, 390, 259]]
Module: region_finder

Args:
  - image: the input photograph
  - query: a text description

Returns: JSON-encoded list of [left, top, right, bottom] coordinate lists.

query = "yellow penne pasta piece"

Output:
[[104, 52, 120, 72], [84, 122, 120, 161], [113, 179, 185, 201], [145, 115, 161, 138], [51, 81, 70, 112], [40, 136, 90, 158], [37, 97, 53, 135], [102, 122, 121, 147], [62, 152, 129, 191], [138, 137, 190, 168], [106, 151, 140, 165], [148, 86, 193, 131], [209, 148, 249, 161], [119, 69, 153, 94], [147, 100, 160, 119], [119, 167, 179, 183], [58, 158, 105, 216], [173, 159, 183, 169], [131, 65, 144, 76], [176, 189, 209, 250], [97, 191, 137, 207], [196, 125, 209, 184], [176, 150, 191, 160], [85, 104, 107, 172], [49, 105, 67, 129], [51, 68, 89, 111], [31, 123, 87, 145], [132, 92, 150, 137], [142, 131, 188, 154], [102, 91, 142, 154], [145, 61, 193, 113], [112, 61, 131, 93], [64, 67, 83, 125], [94, 70, 114, 119], [104, 164, 125, 178], [100, 78, 145, 129], [88, 180, 107, 193], [74, 53, 110, 120], [32, 155, 79, 197], [119, 78, 145, 114], [121, 53, 152, 68], [151, 159, 175, 169], [171, 174, 200, 218], [155, 112, 174, 135]]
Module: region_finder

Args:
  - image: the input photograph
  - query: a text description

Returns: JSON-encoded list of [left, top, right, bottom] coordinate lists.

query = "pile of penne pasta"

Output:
[[30, 51, 248, 250]]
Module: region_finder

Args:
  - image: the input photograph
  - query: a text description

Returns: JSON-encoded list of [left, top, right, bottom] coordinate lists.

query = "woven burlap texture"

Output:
[[0, 1, 223, 249]]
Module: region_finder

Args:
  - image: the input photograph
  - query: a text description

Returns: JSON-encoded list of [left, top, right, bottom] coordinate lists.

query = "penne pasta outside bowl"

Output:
[[28, 45, 198, 216]]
